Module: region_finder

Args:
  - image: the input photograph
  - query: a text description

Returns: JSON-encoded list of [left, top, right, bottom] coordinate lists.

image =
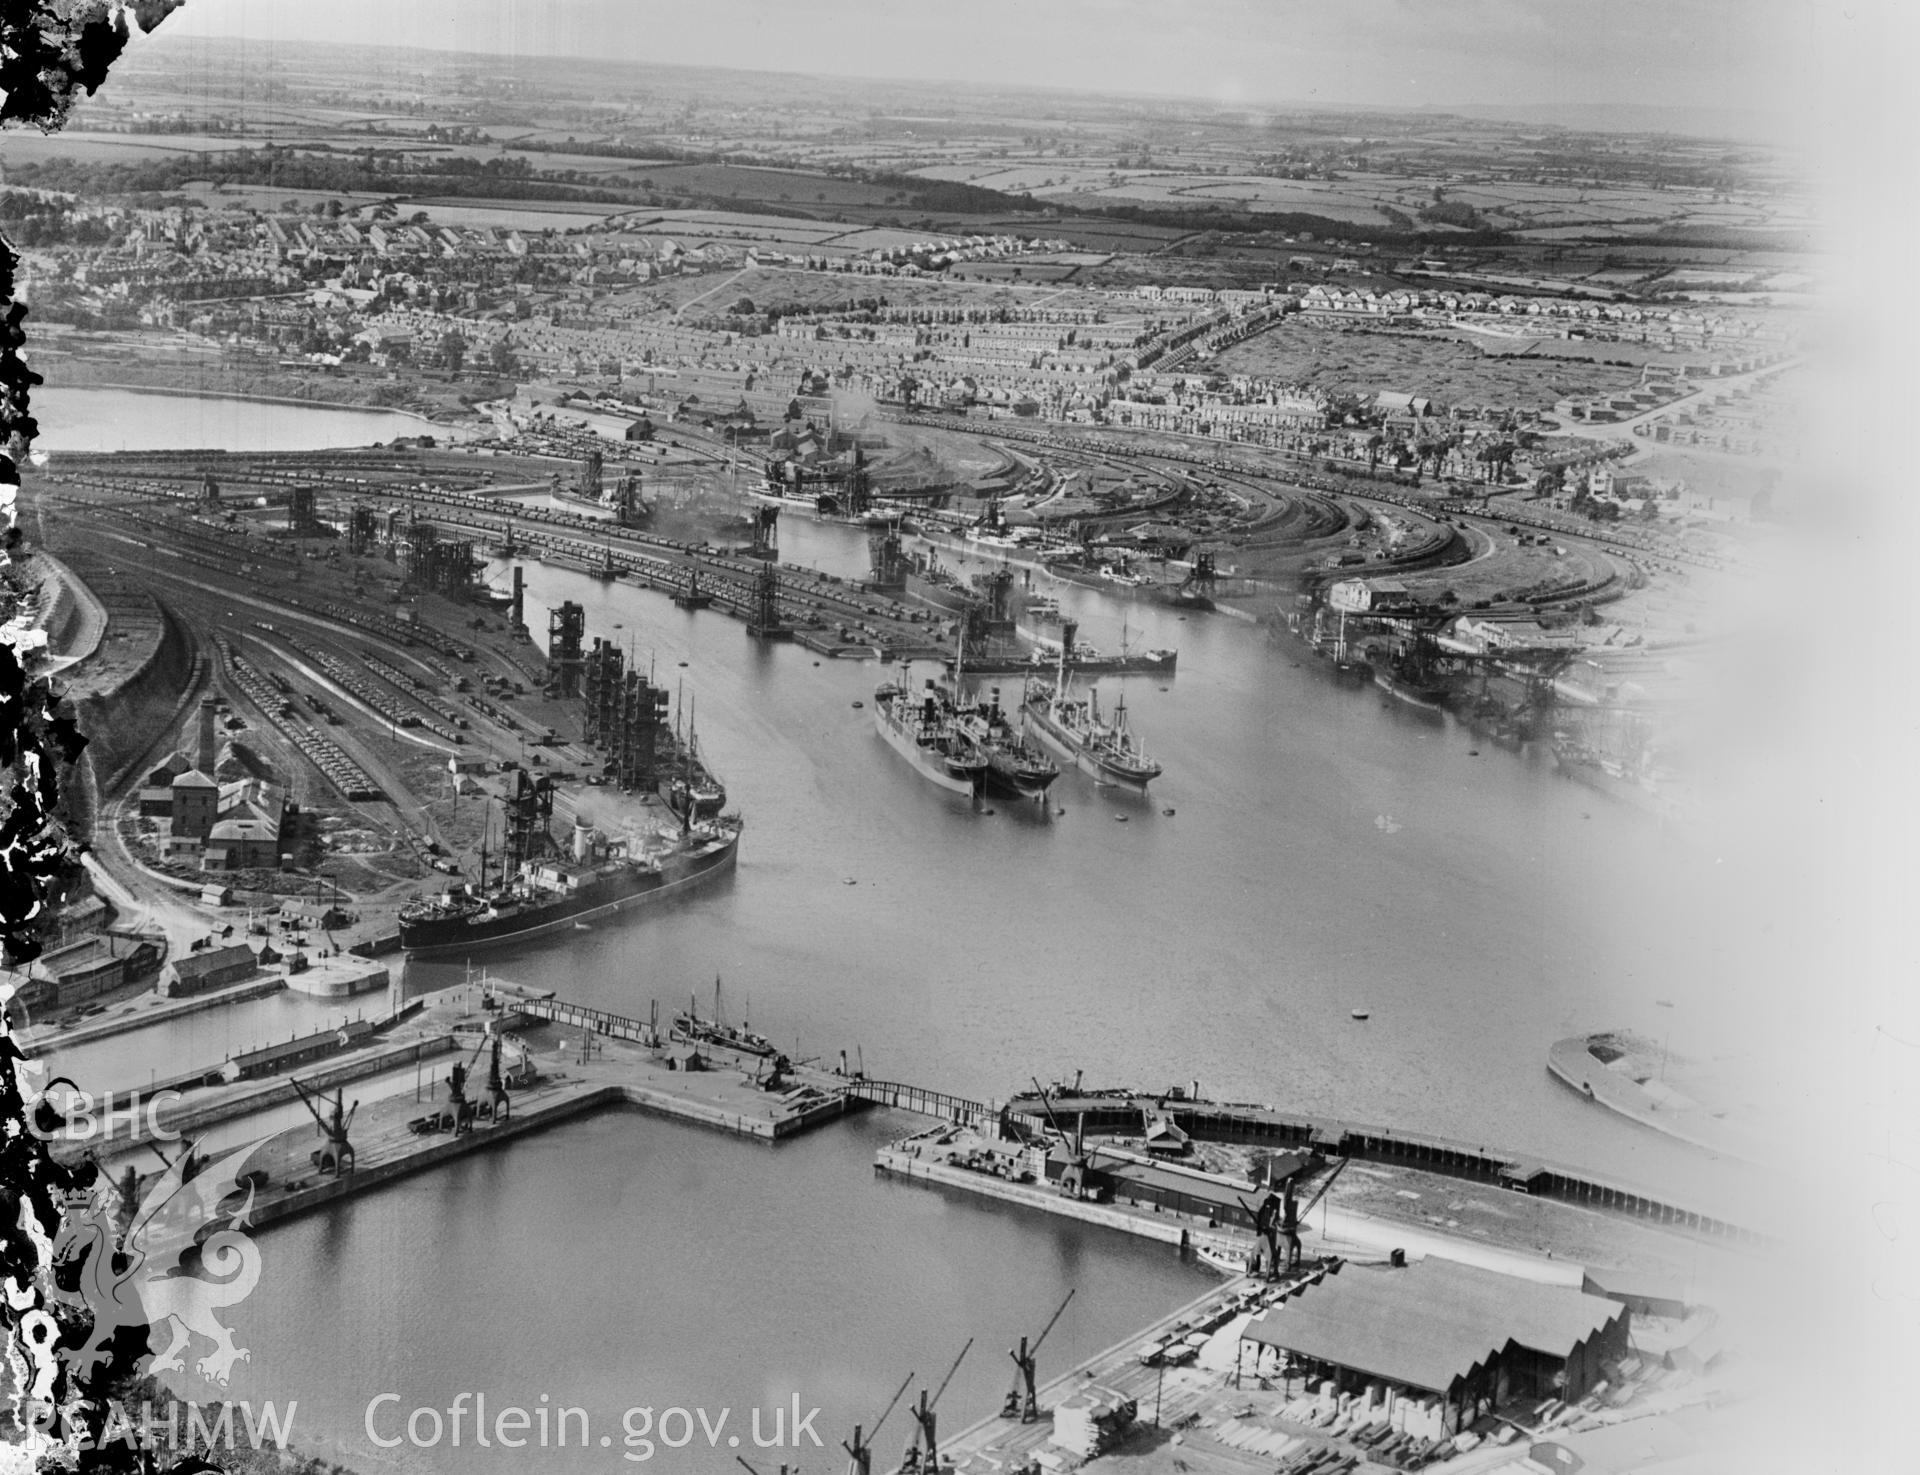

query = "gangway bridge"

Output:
[[844, 1078, 992, 1125]]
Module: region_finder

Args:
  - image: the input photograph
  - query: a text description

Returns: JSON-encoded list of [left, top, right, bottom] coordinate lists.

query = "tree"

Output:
[[438, 330, 467, 374], [488, 338, 518, 376]]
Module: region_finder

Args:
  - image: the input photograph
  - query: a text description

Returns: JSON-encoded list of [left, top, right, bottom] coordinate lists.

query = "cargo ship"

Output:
[[1367, 639, 1449, 713], [955, 683, 1058, 800], [1022, 663, 1163, 791], [872, 671, 989, 795], [398, 774, 739, 955], [946, 645, 1177, 677], [1372, 663, 1449, 713], [553, 470, 651, 525]]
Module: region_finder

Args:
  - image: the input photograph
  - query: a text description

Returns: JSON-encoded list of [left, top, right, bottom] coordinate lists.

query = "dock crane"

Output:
[[843, 1370, 914, 1475], [441, 1032, 500, 1133], [901, 1338, 972, 1474], [1003, 1288, 1075, 1422], [288, 1076, 357, 1176], [1239, 1158, 1349, 1276], [1030, 1078, 1106, 1201], [476, 1034, 512, 1125]]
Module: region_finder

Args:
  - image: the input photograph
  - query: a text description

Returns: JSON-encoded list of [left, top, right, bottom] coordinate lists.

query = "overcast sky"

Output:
[[150, 0, 1811, 120]]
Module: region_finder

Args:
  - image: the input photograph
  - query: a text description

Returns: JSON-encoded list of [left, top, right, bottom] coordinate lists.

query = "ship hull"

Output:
[[399, 829, 739, 956], [1023, 705, 1157, 790], [1372, 669, 1448, 714], [977, 766, 1054, 800], [977, 750, 1057, 800], [947, 650, 1177, 677], [873, 693, 981, 795]]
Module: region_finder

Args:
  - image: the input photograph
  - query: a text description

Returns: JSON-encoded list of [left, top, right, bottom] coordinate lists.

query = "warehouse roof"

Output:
[[169, 942, 259, 983], [1242, 1259, 1625, 1396]]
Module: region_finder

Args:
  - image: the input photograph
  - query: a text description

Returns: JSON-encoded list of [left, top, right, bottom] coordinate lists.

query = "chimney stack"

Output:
[[196, 697, 218, 775]]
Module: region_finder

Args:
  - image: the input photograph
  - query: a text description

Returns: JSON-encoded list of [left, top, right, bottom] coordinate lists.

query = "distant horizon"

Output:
[[136, 0, 1804, 143]]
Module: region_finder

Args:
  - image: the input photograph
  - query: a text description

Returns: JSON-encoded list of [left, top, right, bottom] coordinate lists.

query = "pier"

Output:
[[71, 986, 871, 1237], [853, 1078, 1763, 1244]]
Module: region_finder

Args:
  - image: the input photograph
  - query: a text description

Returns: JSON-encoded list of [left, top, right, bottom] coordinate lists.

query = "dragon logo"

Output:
[[51, 1138, 270, 1388]]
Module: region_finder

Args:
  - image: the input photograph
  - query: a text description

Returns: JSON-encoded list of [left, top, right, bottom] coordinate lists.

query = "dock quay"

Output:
[[888, 1275, 1271, 1475], [105, 1035, 462, 1148], [56, 985, 871, 1237], [23, 974, 288, 1053], [900, 1247, 1727, 1475], [998, 1090, 1765, 1243]]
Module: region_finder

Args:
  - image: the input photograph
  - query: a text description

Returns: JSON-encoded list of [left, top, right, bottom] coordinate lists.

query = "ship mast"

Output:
[[476, 800, 491, 892]]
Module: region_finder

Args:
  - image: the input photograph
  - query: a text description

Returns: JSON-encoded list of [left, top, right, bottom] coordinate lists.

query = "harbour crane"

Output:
[[1030, 1078, 1105, 1201], [1002, 1288, 1075, 1422], [1239, 1158, 1349, 1276], [901, 1338, 972, 1474], [843, 1369, 914, 1475], [288, 1076, 357, 1176], [441, 1032, 498, 1133], [476, 1034, 512, 1125]]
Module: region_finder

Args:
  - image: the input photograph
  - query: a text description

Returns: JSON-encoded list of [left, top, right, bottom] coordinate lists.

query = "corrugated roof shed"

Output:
[[170, 942, 257, 982], [1243, 1259, 1624, 1396]]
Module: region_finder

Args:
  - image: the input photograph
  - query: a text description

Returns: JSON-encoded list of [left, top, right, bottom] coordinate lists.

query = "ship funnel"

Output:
[[572, 818, 594, 862]]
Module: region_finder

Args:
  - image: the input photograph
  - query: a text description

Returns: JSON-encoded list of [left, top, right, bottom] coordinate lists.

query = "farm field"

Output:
[[1208, 323, 1649, 409], [652, 209, 852, 239], [627, 162, 906, 210], [0, 131, 247, 164], [396, 200, 633, 230], [174, 184, 393, 211]]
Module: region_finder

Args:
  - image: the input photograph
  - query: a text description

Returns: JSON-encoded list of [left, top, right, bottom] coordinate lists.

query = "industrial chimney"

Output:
[[196, 696, 218, 775]]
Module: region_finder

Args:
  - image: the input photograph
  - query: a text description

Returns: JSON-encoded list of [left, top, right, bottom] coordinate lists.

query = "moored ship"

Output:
[[662, 694, 726, 821], [955, 683, 1058, 800], [1022, 657, 1162, 791], [872, 672, 989, 795], [553, 469, 652, 525], [672, 978, 780, 1058], [398, 772, 740, 955]]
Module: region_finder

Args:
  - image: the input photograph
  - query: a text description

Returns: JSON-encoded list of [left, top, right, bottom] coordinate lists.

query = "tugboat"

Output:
[[872, 665, 989, 795], [398, 771, 740, 955], [1022, 647, 1163, 791]]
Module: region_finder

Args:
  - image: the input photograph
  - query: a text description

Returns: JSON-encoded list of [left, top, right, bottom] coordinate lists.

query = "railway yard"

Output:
[[8, 387, 1754, 978]]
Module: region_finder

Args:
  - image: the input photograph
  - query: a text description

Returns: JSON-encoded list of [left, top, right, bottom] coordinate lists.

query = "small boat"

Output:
[[1194, 1236, 1258, 1276], [671, 977, 779, 1058], [1351, 1009, 1370, 1021]]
